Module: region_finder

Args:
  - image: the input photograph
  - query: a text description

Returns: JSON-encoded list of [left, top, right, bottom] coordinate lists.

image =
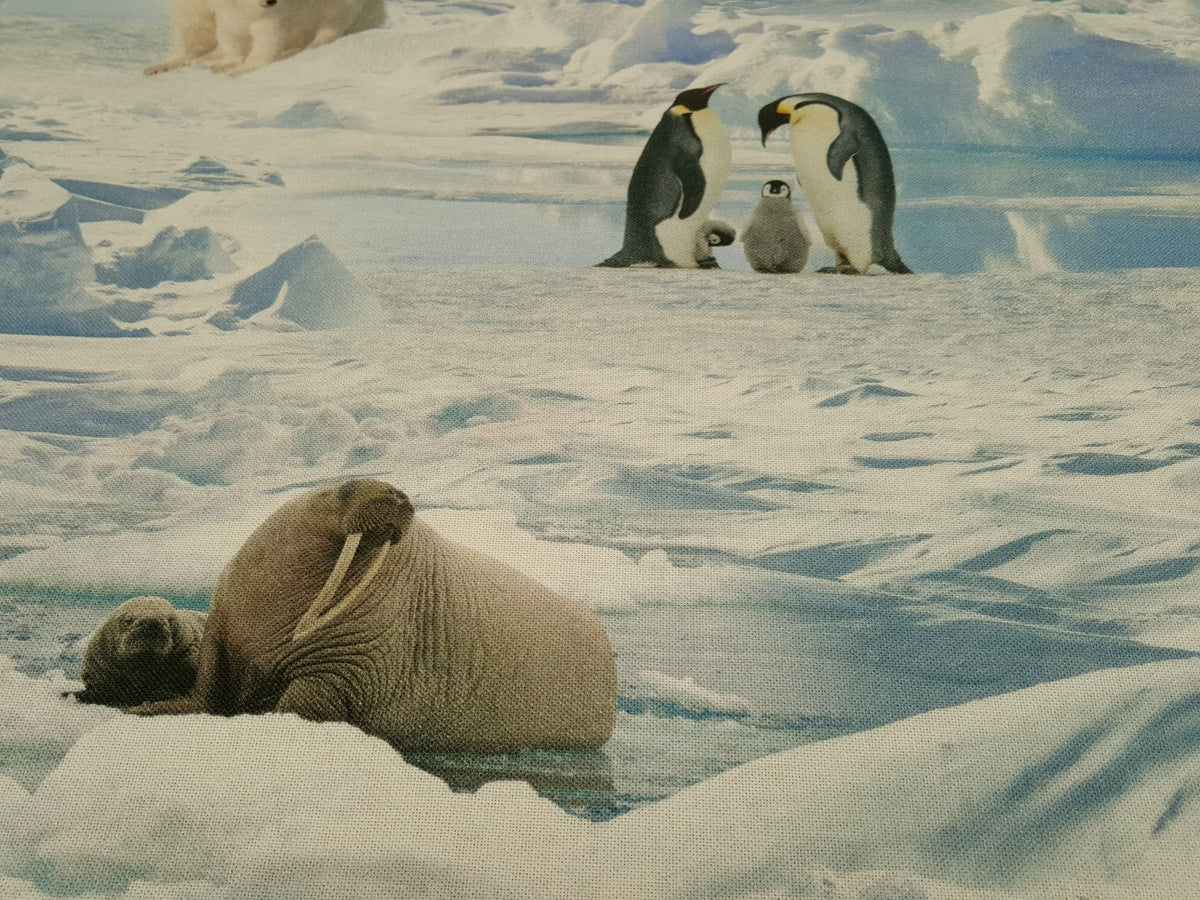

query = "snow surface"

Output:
[[2, 0, 1200, 896], [6, 658, 1200, 898]]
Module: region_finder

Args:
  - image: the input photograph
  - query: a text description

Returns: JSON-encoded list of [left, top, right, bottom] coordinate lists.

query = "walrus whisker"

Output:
[[293, 535, 393, 642], [294, 531, 361, 642]]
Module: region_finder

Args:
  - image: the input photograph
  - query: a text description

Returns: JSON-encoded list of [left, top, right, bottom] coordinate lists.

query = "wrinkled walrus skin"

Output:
[[131, 480, 618, 753]]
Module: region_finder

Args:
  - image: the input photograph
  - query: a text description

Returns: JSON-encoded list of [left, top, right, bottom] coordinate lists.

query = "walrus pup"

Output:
[[132, 480, 618, 753], [75, 596, 207, 708]]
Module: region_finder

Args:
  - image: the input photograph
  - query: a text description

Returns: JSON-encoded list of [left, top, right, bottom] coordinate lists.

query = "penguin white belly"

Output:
[[656, 215, 701, 268], [657, 108, 731, 267], [789, 112, 874, 271]]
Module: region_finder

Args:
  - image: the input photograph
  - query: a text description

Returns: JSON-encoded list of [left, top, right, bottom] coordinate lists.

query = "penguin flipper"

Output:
[[671, 131, 707, 220], [825, 124, 861, 182]]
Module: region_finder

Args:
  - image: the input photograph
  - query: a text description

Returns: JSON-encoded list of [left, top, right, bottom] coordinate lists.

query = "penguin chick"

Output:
[[759, 93, 911, 275], [742, 180, 810, 274], [693, 218, 737, 268], [600, 84, 731, 268]]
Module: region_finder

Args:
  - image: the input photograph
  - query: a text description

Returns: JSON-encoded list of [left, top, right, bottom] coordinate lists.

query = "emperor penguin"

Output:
[[742, 180, 810, 274], [600, 84, 732, 269], [758, 93, 911, 274]]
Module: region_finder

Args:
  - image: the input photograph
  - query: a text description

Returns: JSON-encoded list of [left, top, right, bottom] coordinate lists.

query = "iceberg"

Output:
[[211, 235, 380, 331], [0, 152, 136, 337], [0, 153, 92, 312], [50, 179, 189, 225], [95, 226, 238, 290]]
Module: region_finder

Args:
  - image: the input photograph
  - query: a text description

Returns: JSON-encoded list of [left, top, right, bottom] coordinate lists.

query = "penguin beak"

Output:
[[758, 101, 791, 146]]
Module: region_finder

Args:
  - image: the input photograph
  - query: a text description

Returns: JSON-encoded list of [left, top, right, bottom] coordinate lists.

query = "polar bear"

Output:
[[145, 0, 386, 77], [144, 0, 221, 75]]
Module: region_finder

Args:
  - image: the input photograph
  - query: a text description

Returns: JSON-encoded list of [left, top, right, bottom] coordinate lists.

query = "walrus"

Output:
[[131, 479, 618, 753], [74, 596, 207, 708]]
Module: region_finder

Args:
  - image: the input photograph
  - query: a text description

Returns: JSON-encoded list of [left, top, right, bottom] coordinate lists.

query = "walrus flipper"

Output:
[[276, 676, 353, 723], [68, 688, 107, 705], [126, 695, 209, 716]]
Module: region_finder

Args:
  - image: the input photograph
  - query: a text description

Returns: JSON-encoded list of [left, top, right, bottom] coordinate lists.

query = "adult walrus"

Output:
[[131, 479, 618, 753], [74, 595, 207, 708]]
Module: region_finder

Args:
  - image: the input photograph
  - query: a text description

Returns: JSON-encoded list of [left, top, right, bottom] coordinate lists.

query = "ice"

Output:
[[238, 99, 367, 130], [604, 657, 1200, 899], [2, 0, 1200, 895], [0, 657, 117, 791], [0, 153, 97, 331], [177, 158, 284, 191], [52, 179, 190, 225], [568, 0, 738, 86], [96, 226, 237, 289], [623, 669, 756, 719], [0, 154, 195, 336], [2, 710, 583, 899], [4, 658, 1200, 897], [211, 236, 381, 331]]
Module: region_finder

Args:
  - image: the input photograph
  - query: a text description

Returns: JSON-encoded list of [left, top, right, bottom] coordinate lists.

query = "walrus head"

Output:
[[118, 615, 174, 658], [112, 596, 186, 659], [293, 480, 414, 643]]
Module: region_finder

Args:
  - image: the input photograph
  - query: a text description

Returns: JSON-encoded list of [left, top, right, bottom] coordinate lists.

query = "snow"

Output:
[[2, 0, 1200, 896], [605, 657, 1200, 900], [0, 657, 117, 792], [0, 153, 105, 333], [214, 235, 382, 331], [96, 226, 237, 289], [5, 658, 1200, 898]]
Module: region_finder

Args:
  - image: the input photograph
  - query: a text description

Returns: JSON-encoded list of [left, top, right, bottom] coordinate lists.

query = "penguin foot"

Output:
[[696, 257, 721, 270], [817, 265, 863, 275], [596, 253, 679, 269]]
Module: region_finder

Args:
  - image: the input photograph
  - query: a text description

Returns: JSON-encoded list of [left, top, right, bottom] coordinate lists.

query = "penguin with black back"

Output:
[[759, 92, 911, 274], [742, 179, 810, 274], [600, 84, 732, 269]]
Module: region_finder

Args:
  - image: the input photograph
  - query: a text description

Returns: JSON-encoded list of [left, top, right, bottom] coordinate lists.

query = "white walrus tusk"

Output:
[[293, 532, 392, 643]]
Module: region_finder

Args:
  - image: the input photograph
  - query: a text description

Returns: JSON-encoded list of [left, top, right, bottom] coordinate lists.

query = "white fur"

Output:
[[145, 0, 386, 77], [787, 102, 874, 271], [655, 107, 731, 268]]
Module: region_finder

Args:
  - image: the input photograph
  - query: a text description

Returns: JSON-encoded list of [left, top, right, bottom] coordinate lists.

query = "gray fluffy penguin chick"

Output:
[[742, 180, 810, 273], [694, 218, 737, 267]]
